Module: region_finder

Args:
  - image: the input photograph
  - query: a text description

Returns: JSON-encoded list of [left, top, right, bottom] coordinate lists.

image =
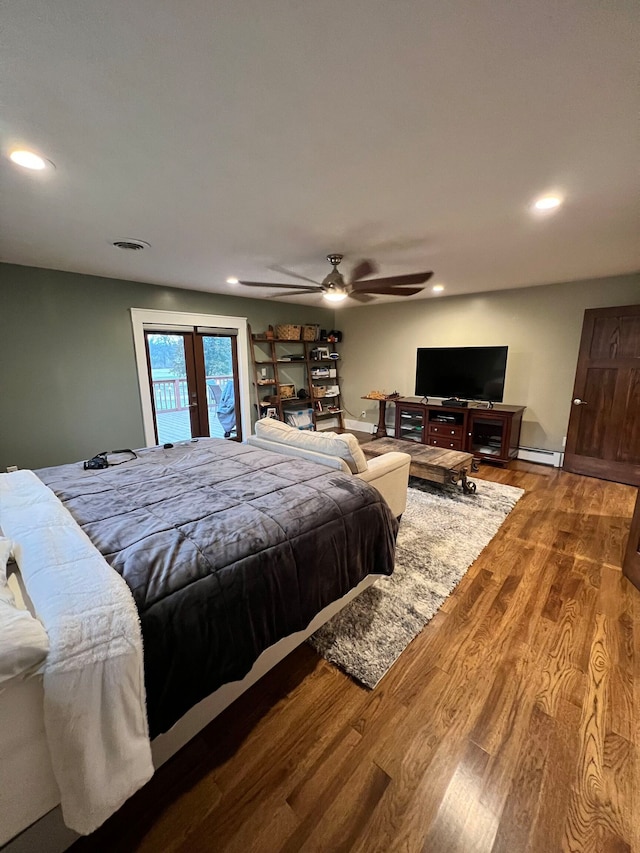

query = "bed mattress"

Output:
[[37, 439, 397, 736]]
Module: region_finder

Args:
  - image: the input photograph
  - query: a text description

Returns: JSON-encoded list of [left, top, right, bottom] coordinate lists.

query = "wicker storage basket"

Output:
[[313, 386, 327, 398], [275, 324, 301, 341], [279, 384, 295, 399], [302, 325, 318, 341]]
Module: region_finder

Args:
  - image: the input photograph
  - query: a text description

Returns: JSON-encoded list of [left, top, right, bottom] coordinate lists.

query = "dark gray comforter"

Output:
[[37, 440, 397, 735]]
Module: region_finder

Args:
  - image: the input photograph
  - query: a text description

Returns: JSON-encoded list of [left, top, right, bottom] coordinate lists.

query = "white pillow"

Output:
[[0, 537, 49, 685]]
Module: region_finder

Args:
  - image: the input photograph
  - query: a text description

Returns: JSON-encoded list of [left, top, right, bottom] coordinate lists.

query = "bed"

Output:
[[0, 439, 397, 850]]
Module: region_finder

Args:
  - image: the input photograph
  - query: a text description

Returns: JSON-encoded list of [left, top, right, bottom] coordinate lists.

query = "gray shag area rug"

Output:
[[308, 477, 524, 688]]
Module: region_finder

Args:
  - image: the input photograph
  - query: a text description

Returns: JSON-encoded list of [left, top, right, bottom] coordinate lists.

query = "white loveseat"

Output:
[[247, 418, 411, 518]]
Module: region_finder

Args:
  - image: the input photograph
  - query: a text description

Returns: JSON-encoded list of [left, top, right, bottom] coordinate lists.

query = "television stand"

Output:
[[393, 398, 525, 466]]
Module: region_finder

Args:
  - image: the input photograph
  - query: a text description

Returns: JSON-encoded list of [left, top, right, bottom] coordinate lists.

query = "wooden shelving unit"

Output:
[[249, 328, 344, 431]]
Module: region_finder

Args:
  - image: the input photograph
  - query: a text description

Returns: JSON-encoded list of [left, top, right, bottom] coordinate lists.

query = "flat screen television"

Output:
[[415, 346, 508, 402]]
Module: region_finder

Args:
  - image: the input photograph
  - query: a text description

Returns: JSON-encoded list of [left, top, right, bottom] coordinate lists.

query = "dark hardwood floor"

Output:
[[71, 462, 638, 853]]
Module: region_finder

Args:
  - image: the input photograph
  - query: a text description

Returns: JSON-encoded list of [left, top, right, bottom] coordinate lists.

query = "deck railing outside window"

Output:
[[152, 376, 233, 413]]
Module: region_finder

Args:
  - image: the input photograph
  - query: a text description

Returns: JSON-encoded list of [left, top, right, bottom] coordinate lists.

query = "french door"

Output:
[[144, 327, 242, 445]]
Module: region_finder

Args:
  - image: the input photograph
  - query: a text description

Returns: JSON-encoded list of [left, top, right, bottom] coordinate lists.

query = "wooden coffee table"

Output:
[[361, 437, 478, 494]]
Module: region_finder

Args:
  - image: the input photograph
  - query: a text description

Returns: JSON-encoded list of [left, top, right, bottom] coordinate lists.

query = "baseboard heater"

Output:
[[517, 446, 564, 468], [344, 418, 377, 435]]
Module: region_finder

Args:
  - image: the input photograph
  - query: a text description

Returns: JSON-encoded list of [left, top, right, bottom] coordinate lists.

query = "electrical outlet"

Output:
[[360, 411, 366, 418], [6, 465, 18, 473]]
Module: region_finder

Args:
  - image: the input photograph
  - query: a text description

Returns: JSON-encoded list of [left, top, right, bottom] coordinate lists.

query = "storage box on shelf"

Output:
[[274, 324, 301, 341], [310, 366, 333, 380], [249, 326, 344, 430], [278, 384, 295, 400], [284, 408, 314, 430], [302, 325, 319, 341], [394, 398, 525, 465]]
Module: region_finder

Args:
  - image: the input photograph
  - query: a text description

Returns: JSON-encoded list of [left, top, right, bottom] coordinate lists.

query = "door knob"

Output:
[[573, 398, 587, 406]]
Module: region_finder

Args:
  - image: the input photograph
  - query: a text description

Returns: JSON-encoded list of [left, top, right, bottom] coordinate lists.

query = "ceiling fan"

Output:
[[238, 254, 433, 303]]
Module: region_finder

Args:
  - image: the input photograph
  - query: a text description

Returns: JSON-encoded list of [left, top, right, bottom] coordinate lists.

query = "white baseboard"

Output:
[[517, 446, 564, 467]]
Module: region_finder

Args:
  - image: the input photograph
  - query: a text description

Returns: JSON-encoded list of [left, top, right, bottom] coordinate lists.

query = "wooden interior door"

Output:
[[623, 488, 640, 590], [563, 304, 640, 486]]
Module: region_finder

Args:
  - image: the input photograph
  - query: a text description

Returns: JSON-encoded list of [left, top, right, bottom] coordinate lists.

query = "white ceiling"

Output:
[[1, 0, 639, 305]]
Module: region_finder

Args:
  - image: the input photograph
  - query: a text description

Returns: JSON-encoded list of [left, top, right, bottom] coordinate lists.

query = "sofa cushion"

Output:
[[254, 418, 368, 474], [254, 417, 293, 441]]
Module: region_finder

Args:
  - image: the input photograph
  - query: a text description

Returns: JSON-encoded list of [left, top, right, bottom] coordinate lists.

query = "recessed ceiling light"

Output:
[[532, 195, 563, 211], [432, 284, 445, 293], [226, 277, 239, 285], [9, 150, 53, 171]]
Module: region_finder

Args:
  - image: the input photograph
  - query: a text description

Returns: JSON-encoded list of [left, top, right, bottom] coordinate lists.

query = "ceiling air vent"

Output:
[[111, 239, 150, 251]]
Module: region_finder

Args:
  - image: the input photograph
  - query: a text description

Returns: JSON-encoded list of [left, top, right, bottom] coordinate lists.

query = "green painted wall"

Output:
[[0, 264, 334, 470], [2, 263, 638, 470], [339, 272, 640, 451]]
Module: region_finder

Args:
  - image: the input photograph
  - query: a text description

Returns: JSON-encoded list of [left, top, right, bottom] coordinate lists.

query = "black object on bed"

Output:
[[37, 440, 397, 736]]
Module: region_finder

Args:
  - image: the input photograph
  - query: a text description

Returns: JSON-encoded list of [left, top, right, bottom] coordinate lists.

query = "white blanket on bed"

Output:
[[0, 471, 153, 835]]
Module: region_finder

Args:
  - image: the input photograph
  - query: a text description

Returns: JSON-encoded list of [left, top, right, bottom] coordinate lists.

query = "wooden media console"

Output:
[[393, 398, 525, 466]]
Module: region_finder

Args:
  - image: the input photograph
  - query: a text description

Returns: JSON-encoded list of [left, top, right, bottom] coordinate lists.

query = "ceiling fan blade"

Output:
[[348, 291, 376, 303], [355, 286, 424, 297], [238, 280, 321, 291], [269, 265, 321, 286], [269, 288, 325, 297], [352, 271, 433, 290], [349, 259, 377, 283]]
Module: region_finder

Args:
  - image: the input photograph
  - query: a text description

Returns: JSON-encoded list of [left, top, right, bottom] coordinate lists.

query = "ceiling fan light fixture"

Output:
[[432, 284, 445, 293], [238, 254, 434, 304], [226, 277, 239, 285], [323, 290, 348, 303]]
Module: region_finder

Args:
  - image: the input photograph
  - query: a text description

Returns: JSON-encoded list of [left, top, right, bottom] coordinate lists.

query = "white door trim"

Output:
[[130, 308, 251, 447]]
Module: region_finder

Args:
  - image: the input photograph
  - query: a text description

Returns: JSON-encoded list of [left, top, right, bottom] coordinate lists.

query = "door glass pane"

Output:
[[202, 336, 237, 439], [146, 334, 193, 444]]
